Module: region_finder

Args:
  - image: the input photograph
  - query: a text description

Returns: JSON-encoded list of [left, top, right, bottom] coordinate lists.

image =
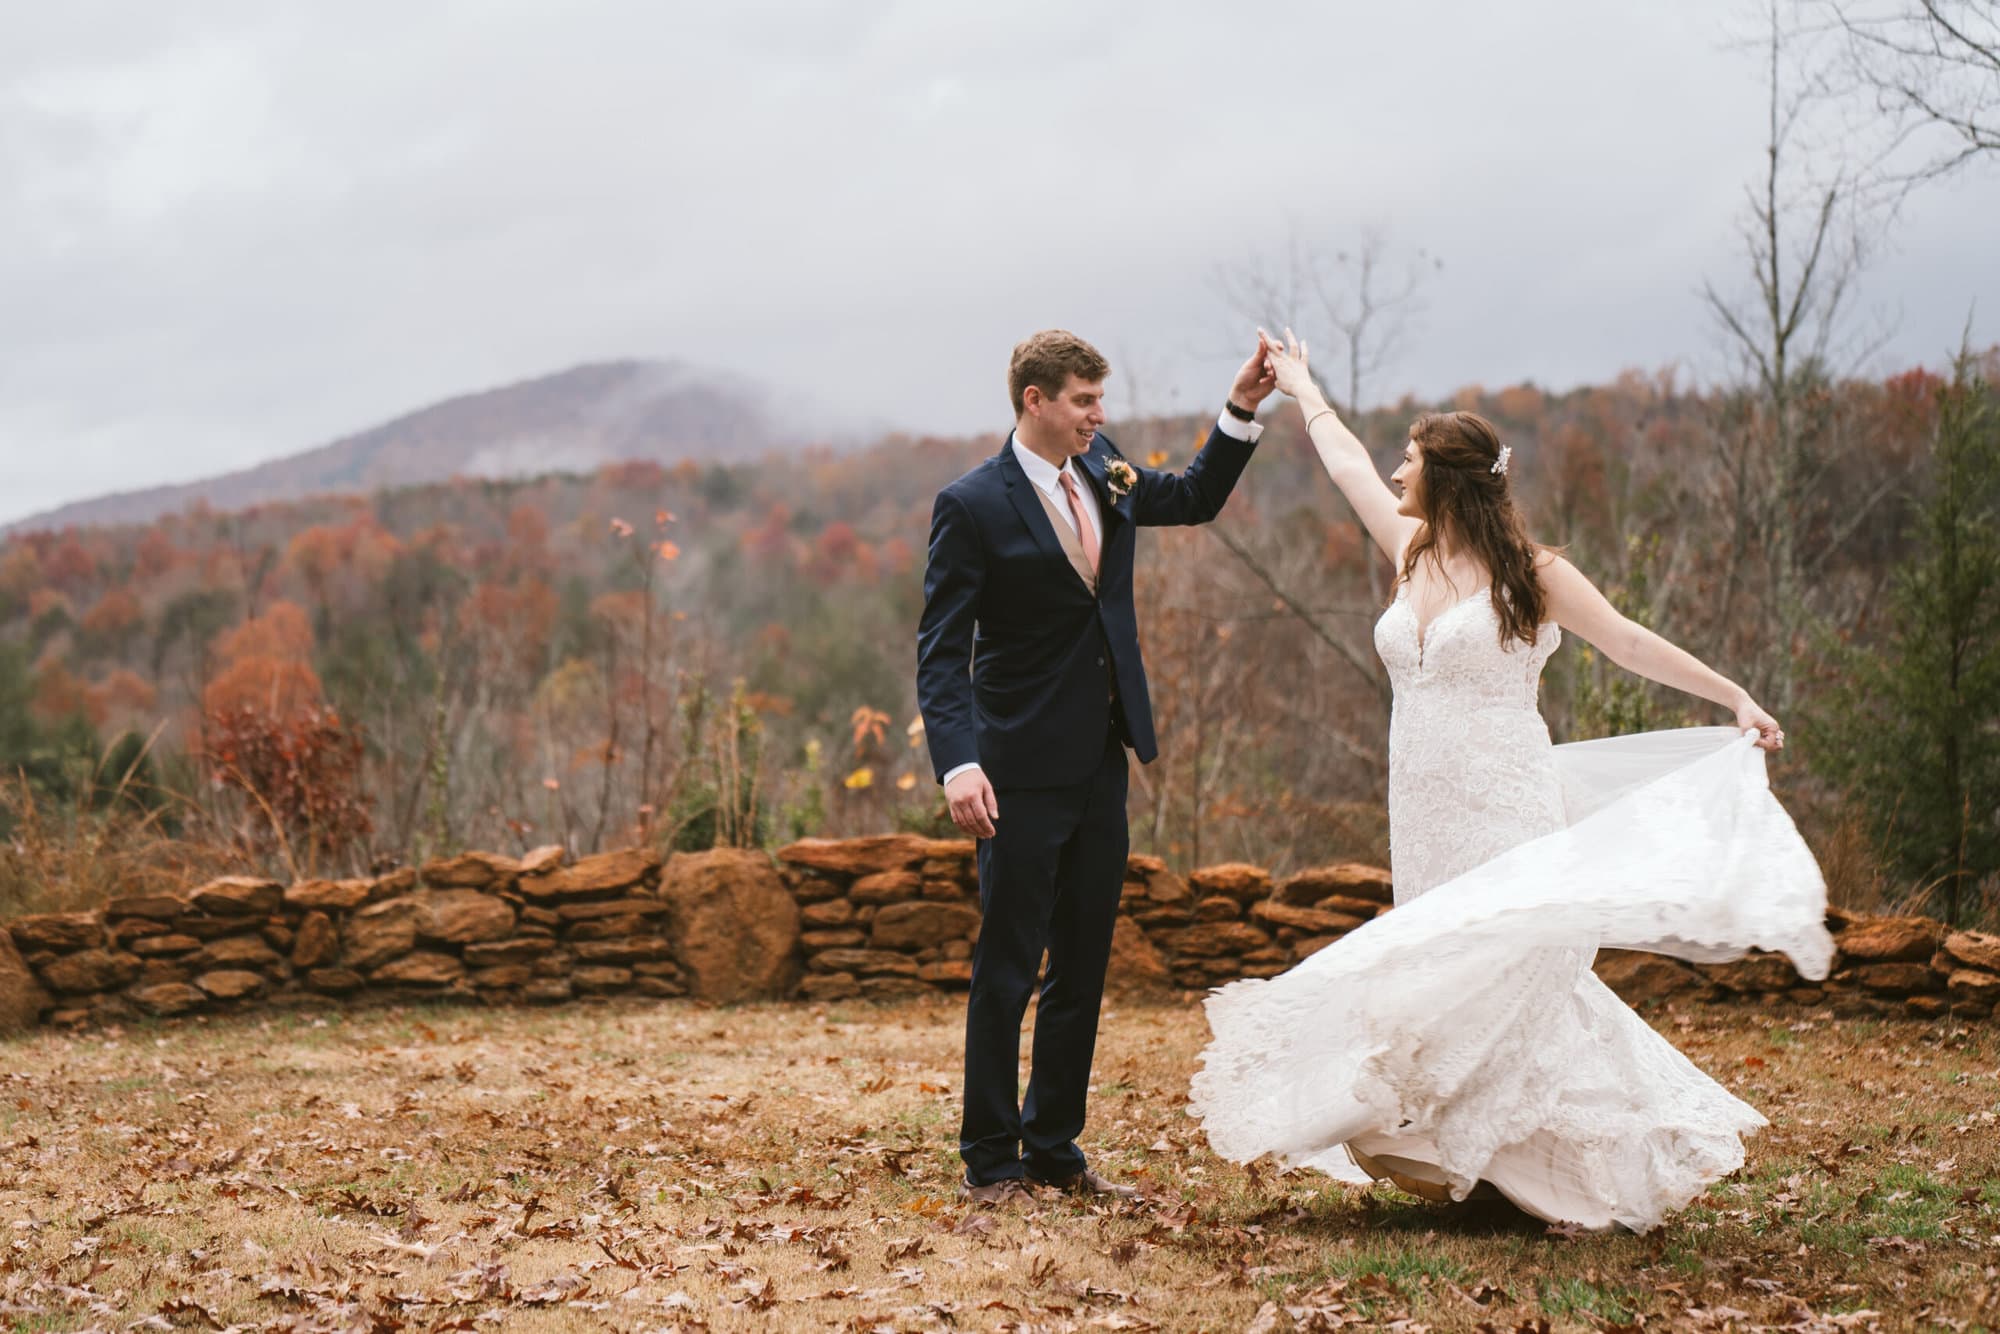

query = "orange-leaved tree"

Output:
[[199, 600, 372, 871]]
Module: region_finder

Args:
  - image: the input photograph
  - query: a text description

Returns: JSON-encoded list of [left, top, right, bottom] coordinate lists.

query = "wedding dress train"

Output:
[[1188, 585, 1833, 1231]]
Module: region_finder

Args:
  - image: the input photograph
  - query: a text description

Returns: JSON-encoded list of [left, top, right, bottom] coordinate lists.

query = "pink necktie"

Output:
[[1058, 470, 1100, 575]]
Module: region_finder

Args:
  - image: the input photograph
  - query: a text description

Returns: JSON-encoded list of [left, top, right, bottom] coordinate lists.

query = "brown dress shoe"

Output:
[[1029, 1167, 1139, 1200], [959, 1177, 1035, 1207]]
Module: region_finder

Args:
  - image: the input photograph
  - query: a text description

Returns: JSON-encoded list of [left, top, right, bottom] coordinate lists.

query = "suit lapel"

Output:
[[998, 440, 1075, 575]]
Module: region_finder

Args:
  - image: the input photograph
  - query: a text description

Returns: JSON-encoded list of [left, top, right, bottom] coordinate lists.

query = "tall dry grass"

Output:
[[0, 740, 242, 917]]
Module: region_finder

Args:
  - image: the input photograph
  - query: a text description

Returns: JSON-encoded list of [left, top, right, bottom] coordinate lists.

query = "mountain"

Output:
[[7, 360, 817, 534]]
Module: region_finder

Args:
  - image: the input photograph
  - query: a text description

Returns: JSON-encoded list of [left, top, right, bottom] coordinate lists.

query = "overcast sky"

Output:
[[4, 1, 1996, 526]]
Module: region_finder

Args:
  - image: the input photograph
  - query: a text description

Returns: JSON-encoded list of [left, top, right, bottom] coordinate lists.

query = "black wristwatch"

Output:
[[1224, 399, 1256, 423]]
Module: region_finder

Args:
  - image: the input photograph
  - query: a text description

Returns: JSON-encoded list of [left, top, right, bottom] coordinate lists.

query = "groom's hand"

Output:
[[1227, 335, 1279, 416], [944, 768, 999, 838]]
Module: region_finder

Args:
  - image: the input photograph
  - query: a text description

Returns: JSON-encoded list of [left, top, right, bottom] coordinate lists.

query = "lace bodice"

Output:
[[1374, 583, 1566, 901], [1374, 583, 1559, 713]]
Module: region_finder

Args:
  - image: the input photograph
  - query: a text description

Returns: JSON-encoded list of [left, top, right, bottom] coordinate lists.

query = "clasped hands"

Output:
[[1257, 327, 1323, 403]]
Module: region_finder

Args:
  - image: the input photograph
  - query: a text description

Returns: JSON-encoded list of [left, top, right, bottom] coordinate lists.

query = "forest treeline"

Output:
[[4, 350, 1996, 924]]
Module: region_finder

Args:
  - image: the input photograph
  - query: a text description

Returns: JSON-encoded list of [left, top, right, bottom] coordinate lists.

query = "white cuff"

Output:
[[1215, 409, 1264, 444], [941, 762, 983, 787]]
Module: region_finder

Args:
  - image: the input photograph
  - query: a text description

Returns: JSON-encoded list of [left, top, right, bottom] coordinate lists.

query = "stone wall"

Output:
[[1597, 909, 2000, 1017], [1, 834, 1995, 1033], [0, 844, 798, 1032], [772, 837, 1394, 1001]]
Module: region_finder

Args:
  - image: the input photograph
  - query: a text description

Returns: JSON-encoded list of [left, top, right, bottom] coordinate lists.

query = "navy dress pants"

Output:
[[959, 731, 1129, 1185]]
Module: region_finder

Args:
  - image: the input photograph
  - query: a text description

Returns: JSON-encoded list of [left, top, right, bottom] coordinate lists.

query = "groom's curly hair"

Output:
[[1400, 411, 1550, 649], [1009, 331, 1110, 417]]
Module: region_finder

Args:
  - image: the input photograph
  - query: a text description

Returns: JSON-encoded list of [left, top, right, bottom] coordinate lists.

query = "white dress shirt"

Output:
[[940, 409, 1263, 791], [1010, 433, 1105, 554]]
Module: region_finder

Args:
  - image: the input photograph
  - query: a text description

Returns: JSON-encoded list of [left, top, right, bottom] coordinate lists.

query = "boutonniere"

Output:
[[1105, 459, 1137, 500]]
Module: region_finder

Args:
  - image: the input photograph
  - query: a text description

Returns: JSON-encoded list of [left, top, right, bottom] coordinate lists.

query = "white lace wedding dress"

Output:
[[1188, 584, 1835, 1231]]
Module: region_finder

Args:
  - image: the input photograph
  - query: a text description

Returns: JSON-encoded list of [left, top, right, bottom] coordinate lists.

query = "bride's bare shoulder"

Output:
[[1532, 553, 1602, 616], [1533, 549, 1578, 578]]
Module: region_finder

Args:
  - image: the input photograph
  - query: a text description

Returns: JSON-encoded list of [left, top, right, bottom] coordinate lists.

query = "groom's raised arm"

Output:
[[1128, 337, 1275, 526], [916, 489, 984, 783], [1127, 411, 1262, 527]]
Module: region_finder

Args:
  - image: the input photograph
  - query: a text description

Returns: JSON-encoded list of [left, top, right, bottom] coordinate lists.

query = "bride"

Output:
[[1188, 330, 1835, 1232]]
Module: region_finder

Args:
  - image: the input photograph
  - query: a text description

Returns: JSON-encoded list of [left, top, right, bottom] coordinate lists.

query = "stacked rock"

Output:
[[772, 843, 1398, 1001], [508, 847, 686, 1004], [2, 835, 1995, 1032], [1592, 911, 2000, 1020], [1119, 858, 1393, 990], [1830, 912, 1951, 1011], [776, 835, 982, 1001], [0, 846, 689, 1027], [1938, 930, 2000, 1013]]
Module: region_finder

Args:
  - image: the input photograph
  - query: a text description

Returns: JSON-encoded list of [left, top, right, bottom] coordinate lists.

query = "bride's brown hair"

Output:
[[1398, 410, 1548, 648]]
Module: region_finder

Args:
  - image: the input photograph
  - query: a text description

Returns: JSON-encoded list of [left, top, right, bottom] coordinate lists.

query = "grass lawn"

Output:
[[1, 994, 1996, 1331]]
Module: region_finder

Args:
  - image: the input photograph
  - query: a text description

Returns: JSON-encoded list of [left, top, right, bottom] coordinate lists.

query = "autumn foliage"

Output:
[[178, 599, 371, 866], [0, 353, 1992, 907], [203, 703, 372, 864]]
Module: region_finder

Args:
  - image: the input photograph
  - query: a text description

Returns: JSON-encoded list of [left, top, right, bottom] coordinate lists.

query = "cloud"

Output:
[[2, 0, 1995, 524]]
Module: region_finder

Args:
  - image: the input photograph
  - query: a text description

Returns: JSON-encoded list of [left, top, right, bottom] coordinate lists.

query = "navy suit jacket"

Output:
[[916, 423, 1257, 790]]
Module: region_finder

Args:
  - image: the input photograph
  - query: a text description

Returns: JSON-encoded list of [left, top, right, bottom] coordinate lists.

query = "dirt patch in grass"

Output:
[[1, 995, 1996, 1330]]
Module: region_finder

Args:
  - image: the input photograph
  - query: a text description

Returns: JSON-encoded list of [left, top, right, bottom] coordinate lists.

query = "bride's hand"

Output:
[[1735, 696, 1784, 751], [1258, 327, 1318, 401]]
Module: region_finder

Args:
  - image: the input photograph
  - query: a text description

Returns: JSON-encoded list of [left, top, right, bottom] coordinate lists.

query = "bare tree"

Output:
[[1215, 227, 1438, 420], [1703, 0, 1892, 711], [1813, 0, 2000, 178], [1201, 525, 1393, 713]]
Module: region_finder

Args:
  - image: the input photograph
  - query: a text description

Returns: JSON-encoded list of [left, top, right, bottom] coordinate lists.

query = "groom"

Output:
[[916, 329, 1275, 1203]]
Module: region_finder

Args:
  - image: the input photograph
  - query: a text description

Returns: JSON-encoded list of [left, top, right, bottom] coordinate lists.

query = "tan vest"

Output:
[[1031, 483, 1098, 595]]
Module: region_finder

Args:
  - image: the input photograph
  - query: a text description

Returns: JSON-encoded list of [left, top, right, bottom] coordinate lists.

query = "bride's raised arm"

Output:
[[1537, 552, 1785, 751], [1262, 328, 1419, 566]]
